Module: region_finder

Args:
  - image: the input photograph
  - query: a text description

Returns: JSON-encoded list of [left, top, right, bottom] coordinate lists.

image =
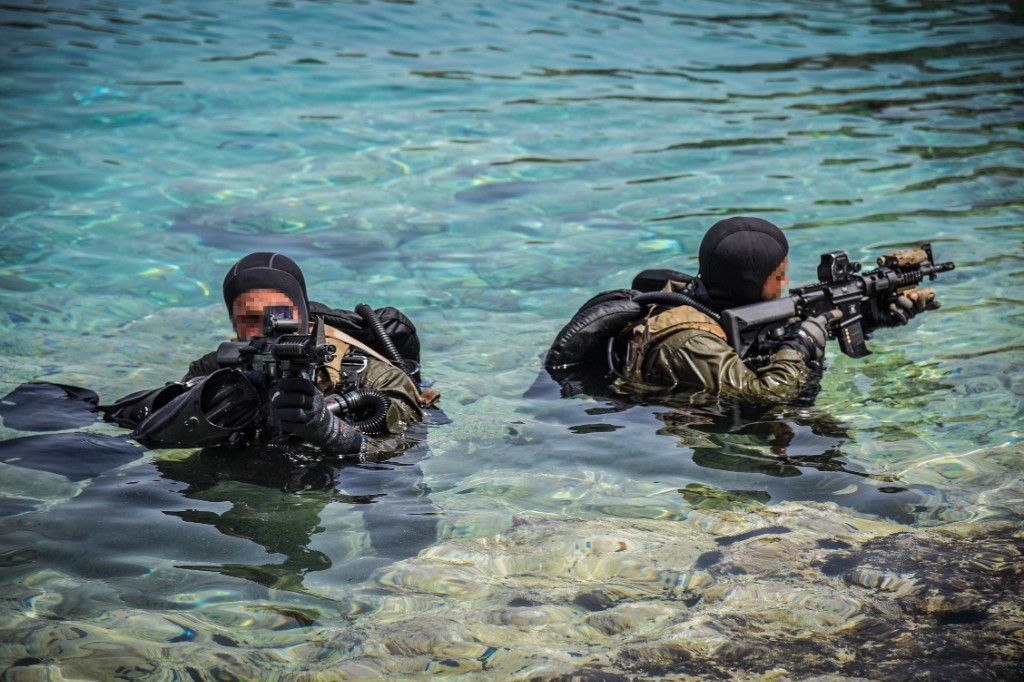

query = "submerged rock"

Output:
[[0, 504, 1020, 680], [328, 505, 1024, 680]]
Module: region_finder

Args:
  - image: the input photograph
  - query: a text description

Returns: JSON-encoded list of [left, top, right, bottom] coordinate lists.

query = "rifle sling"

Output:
[[324, 325, 393, 365]]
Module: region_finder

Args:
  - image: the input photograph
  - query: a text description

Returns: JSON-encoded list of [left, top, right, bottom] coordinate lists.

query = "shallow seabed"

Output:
[[1, 0, 1023, 679]]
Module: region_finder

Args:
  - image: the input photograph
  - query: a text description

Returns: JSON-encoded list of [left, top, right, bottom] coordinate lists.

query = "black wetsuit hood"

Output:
[[697, 216, 789, 310], [222, 252, 309, 328]]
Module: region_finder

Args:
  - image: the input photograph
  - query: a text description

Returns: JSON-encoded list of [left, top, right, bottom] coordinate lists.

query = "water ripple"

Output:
[[1, 0, 1023, 677]]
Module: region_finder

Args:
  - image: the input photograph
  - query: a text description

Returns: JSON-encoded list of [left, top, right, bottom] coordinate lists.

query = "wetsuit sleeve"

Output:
[[131, 368, 261, 448], [642, 329, 811, 404], [358, 358, 424, 433], [102, 349, 222, 429], [181, 350, 220, 382]]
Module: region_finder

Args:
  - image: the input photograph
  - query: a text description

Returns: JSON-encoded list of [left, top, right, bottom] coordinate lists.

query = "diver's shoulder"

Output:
[[184, 350, 220, 380]]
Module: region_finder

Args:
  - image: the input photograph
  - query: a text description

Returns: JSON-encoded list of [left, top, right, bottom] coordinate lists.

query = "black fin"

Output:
[[0, 383, 100, 432]]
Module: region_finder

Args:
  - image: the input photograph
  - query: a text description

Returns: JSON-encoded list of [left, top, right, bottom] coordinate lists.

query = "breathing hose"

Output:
[[327, 388, 392, 436], [355, 303, 416, 377], [633, 291, 721, 321]]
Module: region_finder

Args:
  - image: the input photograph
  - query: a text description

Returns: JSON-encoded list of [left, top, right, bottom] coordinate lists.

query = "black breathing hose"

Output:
[[632, 291, 721, 321], [327, 388, 392, 436], [355, 303, 414, 377]]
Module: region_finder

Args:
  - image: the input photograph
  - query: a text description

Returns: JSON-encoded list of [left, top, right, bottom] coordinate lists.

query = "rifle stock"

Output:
[[720, 298, 797, 359]]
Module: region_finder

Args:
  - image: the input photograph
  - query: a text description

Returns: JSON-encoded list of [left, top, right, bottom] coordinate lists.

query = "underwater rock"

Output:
[[330, 506, 1023, 679], [2, 505, 1020, 680]]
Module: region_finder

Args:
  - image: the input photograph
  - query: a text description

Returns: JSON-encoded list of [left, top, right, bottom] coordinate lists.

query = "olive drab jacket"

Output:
[[184, 323, 424, 434], [614, 282, 811, 404]]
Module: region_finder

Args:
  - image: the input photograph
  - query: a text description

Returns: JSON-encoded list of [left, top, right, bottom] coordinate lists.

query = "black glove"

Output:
[[779, 310, 842, 363], [271, 376, 365, 456], [888, 292, 940, 326]]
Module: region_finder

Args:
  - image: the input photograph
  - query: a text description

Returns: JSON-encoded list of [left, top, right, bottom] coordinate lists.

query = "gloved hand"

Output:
[[889, 291, 940, 326], [271, 376, 365, 456], [779, 310, 843, 363]]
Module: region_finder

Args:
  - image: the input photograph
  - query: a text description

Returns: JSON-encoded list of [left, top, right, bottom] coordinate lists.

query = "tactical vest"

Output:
[[622, 305, 727, 381], [316, 325, 392, 392], [316, 325, 430, 407]]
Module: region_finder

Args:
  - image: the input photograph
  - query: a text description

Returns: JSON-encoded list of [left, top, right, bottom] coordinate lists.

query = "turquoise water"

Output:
[[1, 0, 1023, 678]]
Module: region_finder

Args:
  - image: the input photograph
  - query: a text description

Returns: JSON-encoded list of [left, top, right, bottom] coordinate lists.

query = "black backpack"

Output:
[[544, 289, 643, 373], [544, 269, 708, 374]]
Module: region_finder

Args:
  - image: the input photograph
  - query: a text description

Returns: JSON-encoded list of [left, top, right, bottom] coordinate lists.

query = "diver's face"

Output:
[[761, 256, 789, 300], [231, 288, 298, 340]]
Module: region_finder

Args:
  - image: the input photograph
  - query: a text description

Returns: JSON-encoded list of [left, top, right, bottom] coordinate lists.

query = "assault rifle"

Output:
[[216, 306, 337, 436], [721, 243, 955, 363], [216, 306, 336, 382]]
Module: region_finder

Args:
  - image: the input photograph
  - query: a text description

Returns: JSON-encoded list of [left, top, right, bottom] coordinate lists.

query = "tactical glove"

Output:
[[779, 310, 842, 363], [271, 376, 365, 456], [889, 291, 940, 326]]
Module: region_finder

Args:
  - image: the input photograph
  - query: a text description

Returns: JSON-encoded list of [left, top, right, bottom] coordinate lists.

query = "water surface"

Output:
[[1, 0, 1022, 678]]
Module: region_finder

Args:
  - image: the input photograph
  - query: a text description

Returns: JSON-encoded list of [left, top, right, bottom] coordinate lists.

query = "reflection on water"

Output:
[[156, 438, 438, 595], [530, 367, 937, 524], [0, 383, 438, 600], [1, 0, 1023, 677], [652, 404, 940, 523]]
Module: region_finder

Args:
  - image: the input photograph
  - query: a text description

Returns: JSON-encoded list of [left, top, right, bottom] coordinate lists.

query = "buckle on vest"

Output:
[[335, 354, 368, 393], [341, 354, 368, 373]]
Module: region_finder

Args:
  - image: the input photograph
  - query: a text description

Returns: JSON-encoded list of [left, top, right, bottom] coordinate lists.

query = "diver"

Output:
[[104, 252, 440, 457], [544, 216, 939, 405], [0, 379, 440, 592], [0, 254, 443, 590]]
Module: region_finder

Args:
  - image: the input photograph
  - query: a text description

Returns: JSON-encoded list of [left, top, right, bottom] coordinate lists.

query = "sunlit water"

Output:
[[1, 0, 1022, 679]]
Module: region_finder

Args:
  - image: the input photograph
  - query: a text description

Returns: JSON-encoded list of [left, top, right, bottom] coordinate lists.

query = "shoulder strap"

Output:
[[324, 325, 391, 365]]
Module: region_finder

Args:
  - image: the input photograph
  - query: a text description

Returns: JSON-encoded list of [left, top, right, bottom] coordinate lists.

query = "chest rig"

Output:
[[622, 304, 728, 381], [315, 325, 390, 395]]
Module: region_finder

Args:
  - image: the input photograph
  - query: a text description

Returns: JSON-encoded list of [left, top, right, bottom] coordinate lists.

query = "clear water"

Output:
[[1, 0, 1022, 678]]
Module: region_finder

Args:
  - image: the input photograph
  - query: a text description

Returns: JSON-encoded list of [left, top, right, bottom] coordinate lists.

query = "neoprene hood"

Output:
[[698, 216, 789, 310], [222, 252, 309, 328]]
